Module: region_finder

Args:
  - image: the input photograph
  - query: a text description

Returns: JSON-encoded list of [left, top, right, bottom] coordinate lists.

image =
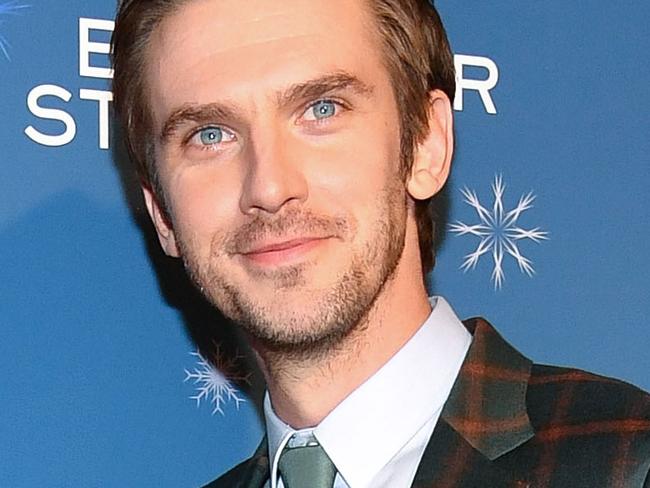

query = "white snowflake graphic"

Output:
[[449, 175, 549, 289], [184, 347, 248, 416], [0, 1, 29, 61]]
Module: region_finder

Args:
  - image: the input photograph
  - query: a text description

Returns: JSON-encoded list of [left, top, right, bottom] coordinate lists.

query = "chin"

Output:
[[212, 265, 383, 358]]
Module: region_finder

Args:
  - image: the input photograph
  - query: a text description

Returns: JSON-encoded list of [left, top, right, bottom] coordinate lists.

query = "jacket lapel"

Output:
[[412, 318, 535, 487], [411, 419, 527, 488], [248, 438, 271, 488], [231, 437, 269, 488]]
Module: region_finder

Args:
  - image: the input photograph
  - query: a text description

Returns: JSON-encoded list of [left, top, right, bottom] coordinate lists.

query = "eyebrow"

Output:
[[159, 71, 374, 144], [276, 71, 374, 108], [160, 103, 240, 144]]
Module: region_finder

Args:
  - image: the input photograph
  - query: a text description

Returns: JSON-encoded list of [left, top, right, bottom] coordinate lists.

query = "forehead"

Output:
[[145, 0, 386, 120]]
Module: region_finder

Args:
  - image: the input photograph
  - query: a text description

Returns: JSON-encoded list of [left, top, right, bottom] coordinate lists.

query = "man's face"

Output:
[[145, 0, 414, 354]]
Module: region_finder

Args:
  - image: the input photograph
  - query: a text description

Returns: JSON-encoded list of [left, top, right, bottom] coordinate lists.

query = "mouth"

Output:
[[239, 237, 332, 267]]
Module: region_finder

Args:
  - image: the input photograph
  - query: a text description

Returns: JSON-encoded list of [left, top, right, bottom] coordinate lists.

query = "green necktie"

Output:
[[278, 435, 337, 488]]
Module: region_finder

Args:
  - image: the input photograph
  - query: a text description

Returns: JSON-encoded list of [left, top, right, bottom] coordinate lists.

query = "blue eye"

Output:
[[199, 127, 224, 145], [189, 126, 236, 150], [310, 100, 337, 120]]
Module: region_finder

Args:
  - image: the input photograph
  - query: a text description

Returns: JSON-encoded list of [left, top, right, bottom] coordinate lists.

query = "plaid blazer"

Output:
[[204, 319, 650, 488]]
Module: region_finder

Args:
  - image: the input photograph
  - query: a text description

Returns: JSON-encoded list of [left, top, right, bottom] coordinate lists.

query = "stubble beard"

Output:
[[179, 182, 408, 362]]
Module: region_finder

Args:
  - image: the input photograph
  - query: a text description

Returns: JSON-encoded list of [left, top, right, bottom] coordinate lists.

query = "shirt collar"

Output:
[[264, 296, 472, 487]]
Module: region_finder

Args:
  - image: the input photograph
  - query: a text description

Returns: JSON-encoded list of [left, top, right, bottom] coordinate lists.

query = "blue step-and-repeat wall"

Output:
[[1, 1, 648, 486]]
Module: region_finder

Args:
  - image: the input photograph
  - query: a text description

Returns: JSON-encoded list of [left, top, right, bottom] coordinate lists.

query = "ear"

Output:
[[142, 185, 180, 257], [406, 89, 454, 200]]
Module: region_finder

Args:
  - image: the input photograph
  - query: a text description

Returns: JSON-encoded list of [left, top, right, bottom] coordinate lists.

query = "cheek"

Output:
[[165, 168, 240, 248], [298, 120, 401, 209]]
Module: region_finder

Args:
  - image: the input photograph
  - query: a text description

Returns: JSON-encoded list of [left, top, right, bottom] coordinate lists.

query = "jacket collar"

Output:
[[230, 438, 269, 488], [442, 318, 534, 459], [237, 318, 535, 488], [412, 318, 534, 487]]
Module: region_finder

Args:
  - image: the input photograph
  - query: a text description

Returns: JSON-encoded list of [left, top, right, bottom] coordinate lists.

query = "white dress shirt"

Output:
[[264, 296, 472, 488]]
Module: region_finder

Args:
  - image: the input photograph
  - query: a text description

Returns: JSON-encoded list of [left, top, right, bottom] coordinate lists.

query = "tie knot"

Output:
[[278, 434, 336, 488]]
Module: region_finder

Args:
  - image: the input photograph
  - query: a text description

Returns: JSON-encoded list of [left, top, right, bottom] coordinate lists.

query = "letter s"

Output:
[[24, 84, 77, 146]]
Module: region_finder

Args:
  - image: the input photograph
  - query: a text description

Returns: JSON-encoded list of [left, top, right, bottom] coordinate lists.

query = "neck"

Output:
[[255, 232, 432, 429]]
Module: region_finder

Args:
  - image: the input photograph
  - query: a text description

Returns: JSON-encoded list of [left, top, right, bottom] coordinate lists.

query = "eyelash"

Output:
[[301, 98, 349, 124], [185, 125, 236, 152], [183, 97, 350, 150]]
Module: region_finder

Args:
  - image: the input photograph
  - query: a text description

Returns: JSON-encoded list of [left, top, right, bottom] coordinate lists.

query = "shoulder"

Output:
[[201, 458, 255, 488], [527, 363, 650, 427], [524, 363, 650, 484], [201, 444, 269, 488]]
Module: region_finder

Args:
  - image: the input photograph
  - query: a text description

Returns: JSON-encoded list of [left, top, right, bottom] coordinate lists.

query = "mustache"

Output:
[[222, 208, 351, 255]]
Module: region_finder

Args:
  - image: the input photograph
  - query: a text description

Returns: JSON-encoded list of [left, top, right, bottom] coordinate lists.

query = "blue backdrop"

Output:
[[1, 1, 648, 486]]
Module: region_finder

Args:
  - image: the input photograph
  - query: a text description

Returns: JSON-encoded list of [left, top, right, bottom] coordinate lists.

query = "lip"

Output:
[[240, 237, 330, 266]]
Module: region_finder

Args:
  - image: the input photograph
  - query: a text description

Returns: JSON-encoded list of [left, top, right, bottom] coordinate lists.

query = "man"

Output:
[[111, 0, 650, 486]]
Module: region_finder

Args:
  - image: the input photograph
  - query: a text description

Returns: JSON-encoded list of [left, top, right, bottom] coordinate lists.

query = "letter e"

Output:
[[79, 17, 115, 79]]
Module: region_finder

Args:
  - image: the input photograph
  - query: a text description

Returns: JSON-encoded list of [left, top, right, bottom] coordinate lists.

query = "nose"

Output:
[[239, 128, 308, 215]]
